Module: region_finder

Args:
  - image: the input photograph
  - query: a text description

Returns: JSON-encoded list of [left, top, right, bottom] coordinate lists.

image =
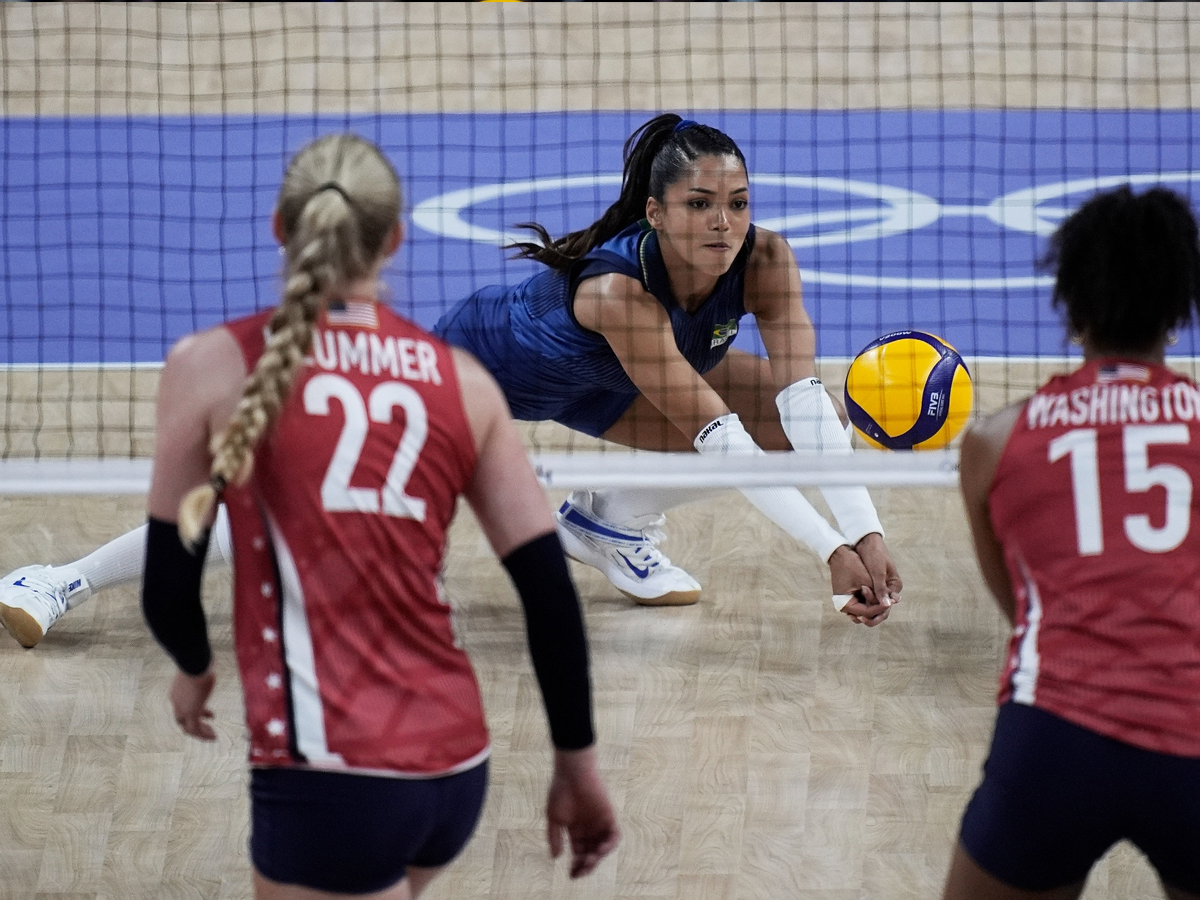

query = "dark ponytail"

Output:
[[1044, 185, 1200, 354], [511, 113, 747, 271]]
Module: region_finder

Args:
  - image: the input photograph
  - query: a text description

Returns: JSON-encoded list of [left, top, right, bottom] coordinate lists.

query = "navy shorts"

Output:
[[250, 761, 488, 894], [960, 702, 1200, 893], [433, 289, 638, 439]]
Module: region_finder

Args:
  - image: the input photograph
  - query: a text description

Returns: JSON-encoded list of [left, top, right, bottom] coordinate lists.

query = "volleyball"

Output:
[[844, 330, 973, 450]]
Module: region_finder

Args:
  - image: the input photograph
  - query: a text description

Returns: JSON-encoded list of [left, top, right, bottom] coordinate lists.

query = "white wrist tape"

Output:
[[832, 593, 856, 612], [776, 378, 884, 545], [695, 414, 850, 562]]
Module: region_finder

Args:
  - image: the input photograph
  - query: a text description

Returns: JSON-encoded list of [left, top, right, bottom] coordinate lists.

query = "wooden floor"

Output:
[[2, 4, 1190, 896], [0, 487, 1167, 900]]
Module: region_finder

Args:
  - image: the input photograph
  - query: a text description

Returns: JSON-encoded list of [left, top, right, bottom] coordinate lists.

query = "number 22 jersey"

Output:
[[989, 359, 1200, 757], [221, 303, 488, 776]]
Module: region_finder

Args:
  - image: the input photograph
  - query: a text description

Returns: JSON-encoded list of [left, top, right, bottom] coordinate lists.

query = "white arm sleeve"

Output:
[[694, 413, 850, 562], [776, 378, 884, 545]]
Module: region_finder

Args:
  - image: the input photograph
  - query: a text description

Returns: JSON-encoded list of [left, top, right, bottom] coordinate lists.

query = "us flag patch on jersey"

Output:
[[1098, 362, 1151, 383], [325, 301, 379, 329]]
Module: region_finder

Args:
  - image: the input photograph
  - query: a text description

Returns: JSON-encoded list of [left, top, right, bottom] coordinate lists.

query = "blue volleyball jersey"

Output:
[[434, 220, 757, 437]]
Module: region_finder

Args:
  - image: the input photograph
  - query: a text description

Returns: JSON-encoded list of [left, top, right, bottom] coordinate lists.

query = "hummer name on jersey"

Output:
[[310, 328, 443, 384]]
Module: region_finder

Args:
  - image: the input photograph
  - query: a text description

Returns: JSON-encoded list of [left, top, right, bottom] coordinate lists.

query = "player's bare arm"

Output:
[[743, 227, 819, 391], [574, 272, 731, 441], [454, 346, 620, 875], [147, 327, 245, 523], [746, 228, 902, 606], [144, 327, 245, 742], [958, 403, 1023, 623], [455, 347, 557, 557]]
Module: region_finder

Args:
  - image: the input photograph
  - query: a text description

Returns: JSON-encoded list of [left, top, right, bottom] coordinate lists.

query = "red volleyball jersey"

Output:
[[990, 359, 1200, 757], [221, 302, 487, 776]]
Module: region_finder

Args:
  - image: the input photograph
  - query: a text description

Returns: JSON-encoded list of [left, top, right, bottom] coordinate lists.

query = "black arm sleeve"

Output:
[[141, 517, 213, 676], [501, 531, 595, 750]]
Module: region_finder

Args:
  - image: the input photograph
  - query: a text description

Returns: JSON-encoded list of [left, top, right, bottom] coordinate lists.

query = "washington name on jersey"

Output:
[[1025, 373, 1200, 430]]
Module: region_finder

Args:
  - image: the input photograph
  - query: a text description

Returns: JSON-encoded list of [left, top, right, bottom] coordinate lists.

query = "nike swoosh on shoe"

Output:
[[618, 552, 651, 579]]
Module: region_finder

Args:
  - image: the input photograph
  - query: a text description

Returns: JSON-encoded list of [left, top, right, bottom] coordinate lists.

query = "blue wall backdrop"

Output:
[[4, 110, 1198, 365]]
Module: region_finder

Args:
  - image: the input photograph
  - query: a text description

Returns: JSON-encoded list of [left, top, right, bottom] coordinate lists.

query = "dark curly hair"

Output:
[[510, 113, 747, 272], [1044, 185, 1200, 354]]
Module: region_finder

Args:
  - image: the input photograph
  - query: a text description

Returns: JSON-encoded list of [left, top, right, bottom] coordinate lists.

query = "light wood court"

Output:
[[2, 4, 1192, 897], [0, 486, 1167, 899]]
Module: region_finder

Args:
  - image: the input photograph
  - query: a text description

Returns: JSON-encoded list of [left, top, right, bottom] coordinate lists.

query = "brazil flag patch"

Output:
[[710, 318, 739, 348]]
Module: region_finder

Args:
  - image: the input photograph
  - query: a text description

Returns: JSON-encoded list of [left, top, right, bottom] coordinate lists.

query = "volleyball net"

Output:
[[3, 3, 1199, 491]]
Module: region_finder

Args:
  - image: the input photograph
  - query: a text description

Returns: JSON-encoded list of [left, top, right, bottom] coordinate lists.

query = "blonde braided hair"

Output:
[[179, 134, 401, 547]]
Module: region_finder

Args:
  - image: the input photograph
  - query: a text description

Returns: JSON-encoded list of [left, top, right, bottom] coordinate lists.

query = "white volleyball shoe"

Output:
[[0, 564, 91, 648], [555, 491, 701, 606]]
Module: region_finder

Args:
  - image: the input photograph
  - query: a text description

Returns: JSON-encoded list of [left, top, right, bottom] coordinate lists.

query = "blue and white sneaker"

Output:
[[0, 564, 90, 648], [556, 491, 701, 606]]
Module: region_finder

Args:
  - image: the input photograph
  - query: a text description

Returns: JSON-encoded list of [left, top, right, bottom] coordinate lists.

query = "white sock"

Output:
[[590, 486, 727, 523], [66, 505, 233, 601], [72, 524, 150, 596]]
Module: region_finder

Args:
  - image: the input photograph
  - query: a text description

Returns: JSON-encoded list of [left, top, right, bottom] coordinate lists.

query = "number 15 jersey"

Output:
[[221, 303, 487, 776], [990, 359, 1200, 757]]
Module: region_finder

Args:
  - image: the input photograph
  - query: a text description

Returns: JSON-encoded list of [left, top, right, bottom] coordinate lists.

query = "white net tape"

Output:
[[0, 450, 958, 495]]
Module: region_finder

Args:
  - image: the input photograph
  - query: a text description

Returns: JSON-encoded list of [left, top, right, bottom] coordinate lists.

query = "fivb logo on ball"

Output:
[[844, 330, 973, 451]]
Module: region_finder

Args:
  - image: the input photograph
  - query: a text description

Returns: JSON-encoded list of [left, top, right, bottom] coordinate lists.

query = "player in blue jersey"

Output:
[[436, 113, 901, 613], [2, 115, 899, 646]]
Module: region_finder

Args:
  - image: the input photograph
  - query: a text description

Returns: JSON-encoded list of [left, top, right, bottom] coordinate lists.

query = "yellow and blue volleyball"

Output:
[[844, 330, 973, 450]]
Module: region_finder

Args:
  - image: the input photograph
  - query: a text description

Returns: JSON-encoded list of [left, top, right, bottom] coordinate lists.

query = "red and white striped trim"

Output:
[[1011, 554, 1043, 705], [266, 511, 345, 767]]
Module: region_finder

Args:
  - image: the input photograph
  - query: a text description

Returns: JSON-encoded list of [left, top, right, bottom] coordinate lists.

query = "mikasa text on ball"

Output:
[[844, 330, 973, 450]]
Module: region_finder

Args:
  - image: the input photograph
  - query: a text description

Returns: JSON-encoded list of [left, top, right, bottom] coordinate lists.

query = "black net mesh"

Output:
[[2, 3, 1198, 467]]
